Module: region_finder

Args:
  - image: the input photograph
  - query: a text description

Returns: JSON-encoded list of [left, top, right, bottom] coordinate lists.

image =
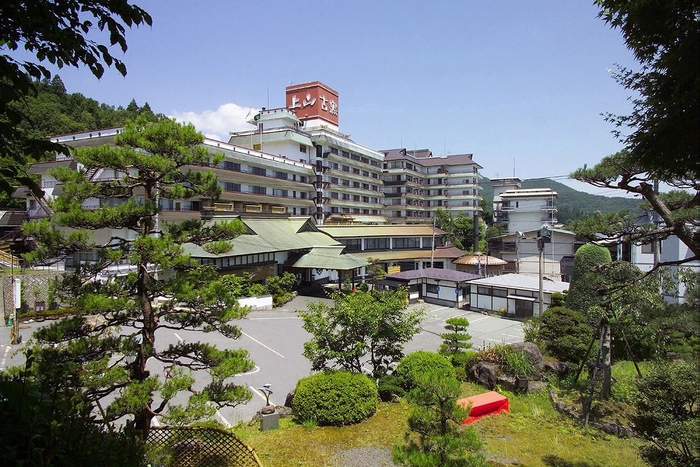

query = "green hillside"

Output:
[[481, 177, 642, 224]]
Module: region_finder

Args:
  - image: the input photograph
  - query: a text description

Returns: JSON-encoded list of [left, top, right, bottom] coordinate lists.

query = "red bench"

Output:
[[457, 391, 509, 425]]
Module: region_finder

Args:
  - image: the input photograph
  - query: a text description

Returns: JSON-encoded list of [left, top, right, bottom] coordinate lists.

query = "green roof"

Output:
[[183, 216, 340, 258], [292, 246, 366, 270]]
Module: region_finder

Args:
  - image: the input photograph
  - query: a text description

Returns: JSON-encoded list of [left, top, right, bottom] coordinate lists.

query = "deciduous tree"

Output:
[[595, 0, 699, 180], [299, 288, 424, 379]]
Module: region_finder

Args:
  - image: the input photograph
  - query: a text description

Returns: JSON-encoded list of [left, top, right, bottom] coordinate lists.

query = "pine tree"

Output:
[[439, 317, 473, 359], [22, 118, 252, 438]]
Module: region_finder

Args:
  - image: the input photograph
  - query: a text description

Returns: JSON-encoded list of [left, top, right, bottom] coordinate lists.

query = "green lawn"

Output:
[[234, 382, 646, 467]]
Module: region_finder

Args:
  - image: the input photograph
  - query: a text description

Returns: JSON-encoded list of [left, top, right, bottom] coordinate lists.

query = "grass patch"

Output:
[[233, 381, 645, 467], [234, 402, 409, 467]]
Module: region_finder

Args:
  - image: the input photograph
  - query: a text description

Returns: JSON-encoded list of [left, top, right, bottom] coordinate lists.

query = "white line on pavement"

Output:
[[207, 402, 232, 429], [468, 317, 490, 323], [247, 317, 300, 320], [241, 331, 286, 358], [0, 345, 10, 370], [173, 332, 183, 342]]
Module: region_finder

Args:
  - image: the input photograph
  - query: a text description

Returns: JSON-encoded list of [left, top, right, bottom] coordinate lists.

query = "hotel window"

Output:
[[299, 144, 307, 153], [252, 166, 266, 176], [341, 238, 362, 252], [272, 189, 288, 197], [641, 242, 657, 254], [221, 161, 240, 171], [252, 186, 266, 195], [365, 238, 389, 250], [274, 171, 288, 180]]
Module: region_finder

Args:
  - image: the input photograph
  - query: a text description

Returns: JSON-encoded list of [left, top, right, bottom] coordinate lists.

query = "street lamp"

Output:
[[536, 225, 551, 315]]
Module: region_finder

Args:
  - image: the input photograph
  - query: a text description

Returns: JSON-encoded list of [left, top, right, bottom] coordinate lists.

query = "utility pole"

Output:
[[536, 225, 551, 315]]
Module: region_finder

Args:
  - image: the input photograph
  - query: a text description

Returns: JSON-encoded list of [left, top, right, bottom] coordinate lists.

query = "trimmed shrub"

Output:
[[377, 374, 404, 402], [394, 351, 454, 392], [566, 243, 611, 315], [292, 371, 378, 426], [538, 306, 593, 364]]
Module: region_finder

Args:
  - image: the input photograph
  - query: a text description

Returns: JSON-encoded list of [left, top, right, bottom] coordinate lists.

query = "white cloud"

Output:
[[170, 103, 258, 142]]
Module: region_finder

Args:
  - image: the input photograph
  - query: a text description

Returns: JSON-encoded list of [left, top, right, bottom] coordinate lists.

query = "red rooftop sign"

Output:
[[286, 81, 339, 126]]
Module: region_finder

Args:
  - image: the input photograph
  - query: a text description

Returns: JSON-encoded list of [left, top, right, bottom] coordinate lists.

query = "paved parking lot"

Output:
[[1, 293, 524, 426]]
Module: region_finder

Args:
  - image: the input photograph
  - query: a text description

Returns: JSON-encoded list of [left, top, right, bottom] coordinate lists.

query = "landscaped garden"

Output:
[[235, 373, 647, 467]]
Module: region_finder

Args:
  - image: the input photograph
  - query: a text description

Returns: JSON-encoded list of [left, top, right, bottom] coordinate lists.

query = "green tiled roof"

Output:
[[292, 246, 366, 270], [184, 216, 339, 259]]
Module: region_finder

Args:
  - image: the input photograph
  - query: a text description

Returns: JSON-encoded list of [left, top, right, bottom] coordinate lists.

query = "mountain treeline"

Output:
[[0, 76, 162, 207], [481, 177, 642, 225], [12, 76, 161, 142]]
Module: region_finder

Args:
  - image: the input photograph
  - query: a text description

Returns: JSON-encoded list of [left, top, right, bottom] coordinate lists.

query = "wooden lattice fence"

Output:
[[147, 426, 262, 467]]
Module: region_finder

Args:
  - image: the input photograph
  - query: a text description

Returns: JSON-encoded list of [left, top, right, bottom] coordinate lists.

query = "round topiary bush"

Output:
[[394, 351, 455, 391], [292, 371, 378, 426]]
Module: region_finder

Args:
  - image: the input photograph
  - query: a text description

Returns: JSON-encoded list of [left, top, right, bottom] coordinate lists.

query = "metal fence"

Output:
[[147, 426, 263, 467]]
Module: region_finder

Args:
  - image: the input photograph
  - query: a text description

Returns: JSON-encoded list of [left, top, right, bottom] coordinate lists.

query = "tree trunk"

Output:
[[600, 320, 612, 398]]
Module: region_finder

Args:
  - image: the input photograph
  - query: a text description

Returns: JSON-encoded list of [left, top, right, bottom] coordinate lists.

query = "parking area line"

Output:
[[241, 331, 286, 359]]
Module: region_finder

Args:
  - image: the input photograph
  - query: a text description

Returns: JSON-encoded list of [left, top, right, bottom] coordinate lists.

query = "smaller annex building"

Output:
[[380, 268, 480, 308], [469, 273, 569, 318]]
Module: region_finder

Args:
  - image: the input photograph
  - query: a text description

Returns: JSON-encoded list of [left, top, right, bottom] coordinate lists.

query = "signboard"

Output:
[[286, 81, 339, 126], [387, 265, 401, 275]]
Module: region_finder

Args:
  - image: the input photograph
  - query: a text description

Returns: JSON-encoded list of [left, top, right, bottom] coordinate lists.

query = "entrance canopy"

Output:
[[292, 246, 366, 271]]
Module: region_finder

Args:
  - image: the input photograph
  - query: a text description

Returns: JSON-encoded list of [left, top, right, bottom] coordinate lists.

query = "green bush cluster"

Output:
[[532, 306, 593, 364], [393, 351, 454, 392], [292, 371, 378, 426]]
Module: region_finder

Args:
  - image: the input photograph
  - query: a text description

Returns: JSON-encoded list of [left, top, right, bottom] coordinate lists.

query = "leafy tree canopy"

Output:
[[595, 0, 700, 179], [435, 208, 485, 252], [0, 0, 151, 206], [299, 288, 425, 379]]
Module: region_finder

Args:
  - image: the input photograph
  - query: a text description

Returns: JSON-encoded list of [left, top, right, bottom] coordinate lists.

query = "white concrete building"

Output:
[[228, 81, 386, 225], [496, 187, 558, 234], [469, 273, 569, 317], [487, 228, 580, 281], [381, 149, 483, 223]]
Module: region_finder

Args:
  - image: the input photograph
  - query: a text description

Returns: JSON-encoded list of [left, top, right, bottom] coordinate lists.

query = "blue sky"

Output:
[[20, 1, 639, 195]]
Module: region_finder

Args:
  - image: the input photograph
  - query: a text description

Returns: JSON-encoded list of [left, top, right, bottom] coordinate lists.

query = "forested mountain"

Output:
[[12, 76, 160, 142], [0, 76, 162, 207], [480, 177, 643, 225]]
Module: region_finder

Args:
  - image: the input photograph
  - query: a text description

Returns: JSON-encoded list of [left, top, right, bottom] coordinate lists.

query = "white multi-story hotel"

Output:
[[382, 148, 483, 223], [16, 81, 486, 278]]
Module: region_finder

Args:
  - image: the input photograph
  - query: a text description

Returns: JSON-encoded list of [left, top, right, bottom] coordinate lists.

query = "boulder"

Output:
[[469, 362, 500, 389], [509, 341, 545, 372], [284, 390, 295, 409], [543, 360, 570, 377]]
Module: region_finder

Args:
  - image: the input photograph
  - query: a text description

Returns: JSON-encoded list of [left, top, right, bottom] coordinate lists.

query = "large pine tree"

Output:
[[22, 118, 252, 437]]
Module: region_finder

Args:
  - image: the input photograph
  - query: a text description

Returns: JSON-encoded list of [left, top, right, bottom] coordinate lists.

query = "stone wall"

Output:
[[1, 272, 64, 322]]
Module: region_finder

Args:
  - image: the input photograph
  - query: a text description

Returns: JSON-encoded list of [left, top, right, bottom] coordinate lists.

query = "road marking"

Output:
[[468, 316, 490, 323], [0, 345, 10, 370], [207, 402, 232, 429], [241, 332, 286, 358], [174, 332, 183, 342], [503, 334, 523, 339], [247, 316, 300, 320], [237, 365, 261, 376]]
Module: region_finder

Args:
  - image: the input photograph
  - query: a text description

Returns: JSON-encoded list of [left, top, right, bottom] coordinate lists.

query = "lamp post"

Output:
[[536, 225, 551, 315]]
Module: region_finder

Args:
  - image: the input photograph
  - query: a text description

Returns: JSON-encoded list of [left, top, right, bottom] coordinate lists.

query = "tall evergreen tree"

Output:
[[22, 118, 252, 438]]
